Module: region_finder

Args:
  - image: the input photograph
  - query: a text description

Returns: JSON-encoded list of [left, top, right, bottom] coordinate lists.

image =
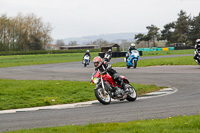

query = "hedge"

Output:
[[0, 49, 101, 56]]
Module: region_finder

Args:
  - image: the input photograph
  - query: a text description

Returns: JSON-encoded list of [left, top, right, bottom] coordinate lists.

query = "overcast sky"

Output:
[[1, 0, 200, 40]]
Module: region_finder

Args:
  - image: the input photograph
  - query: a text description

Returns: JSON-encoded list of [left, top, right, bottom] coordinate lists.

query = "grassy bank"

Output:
[[7, 114, 200, 133], [112, 56, 197, 67], [0, 50, 194, 68], [0, 79, 164, 110]]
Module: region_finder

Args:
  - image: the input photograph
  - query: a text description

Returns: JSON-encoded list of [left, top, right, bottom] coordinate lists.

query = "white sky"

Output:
[[1, 0, 200, 40]]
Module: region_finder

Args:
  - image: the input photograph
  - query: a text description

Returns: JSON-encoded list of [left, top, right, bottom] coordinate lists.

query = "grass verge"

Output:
[[112, 56, 197, 67], [0, 79, 164, 110], [6, 114, 200, 133]]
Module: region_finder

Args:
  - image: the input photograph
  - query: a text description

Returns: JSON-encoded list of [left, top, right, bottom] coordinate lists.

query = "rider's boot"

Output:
[[119, 79, 128, 94], [113, 73, 129, 94], [122, 84, 129, 94]]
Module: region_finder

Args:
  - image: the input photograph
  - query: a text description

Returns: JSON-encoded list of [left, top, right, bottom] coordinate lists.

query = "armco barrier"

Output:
[[162, 47, 169, 51], [98, 51, 142, 58], [137, 47, 175, 51], [98, 52, 105, 58], [175, 46, 193, 50], [168, 47, 175, 50]]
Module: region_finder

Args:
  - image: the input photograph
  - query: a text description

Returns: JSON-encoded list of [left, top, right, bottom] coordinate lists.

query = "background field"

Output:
[[0, 52, 99, 68], [0, 49, 194, 68]]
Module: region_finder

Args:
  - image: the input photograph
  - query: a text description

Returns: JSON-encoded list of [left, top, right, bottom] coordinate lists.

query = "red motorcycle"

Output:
[[91, 70, 137, 105]]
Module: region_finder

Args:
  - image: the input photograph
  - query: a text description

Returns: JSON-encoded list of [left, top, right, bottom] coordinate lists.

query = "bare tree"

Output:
[[68, 41, 77, 46], [56, 39, 65, 46], [120, 40, 131, 51], [0, 13, 52, 51], [90, 39, 109, 48]]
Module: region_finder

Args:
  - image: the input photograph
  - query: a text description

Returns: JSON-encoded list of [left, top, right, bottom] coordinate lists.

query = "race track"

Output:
[[0, 54, 200, 132]]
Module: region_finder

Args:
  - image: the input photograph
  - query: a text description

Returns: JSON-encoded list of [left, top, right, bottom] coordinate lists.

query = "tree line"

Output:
[[55, 39, 112, 49], [0, 13, 52, 51], [135, 10, 200, 47]]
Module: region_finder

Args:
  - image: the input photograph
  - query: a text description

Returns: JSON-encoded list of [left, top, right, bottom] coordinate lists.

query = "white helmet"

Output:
[[86, 50, 90, 53], [196, 39, 200, 43], [131, 43, 135, 47]]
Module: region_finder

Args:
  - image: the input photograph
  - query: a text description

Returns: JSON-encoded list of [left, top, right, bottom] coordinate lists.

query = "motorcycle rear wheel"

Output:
[[125, 84, 137, 101], [133, 60, 137, 68], [95, 87, 111, 105]]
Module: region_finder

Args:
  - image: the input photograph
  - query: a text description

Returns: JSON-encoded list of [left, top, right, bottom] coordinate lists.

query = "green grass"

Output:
[[142, 49, 193, 56], [0, 50, 194, 68], [1, 49, 198, 132], [0, 52, 99, 68], [6, 114, 200, 133], [0, 79, 164, 110], [112, 56, 197, 67]]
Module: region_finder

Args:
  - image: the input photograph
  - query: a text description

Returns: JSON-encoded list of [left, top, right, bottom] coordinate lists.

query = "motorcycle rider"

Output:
[[104, 49, 112, 62], [126, 43, 137, 61], [194, 39, 200, 62], [83, 50, 91, 62], [93, 56, 128, 96]]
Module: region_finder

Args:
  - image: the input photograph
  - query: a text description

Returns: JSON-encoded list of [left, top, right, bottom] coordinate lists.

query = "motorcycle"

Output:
[[90, 70, 137, 105], [82, 55, 90, 67], [126, 50, 140, 69], [194, 49, 200, 65]]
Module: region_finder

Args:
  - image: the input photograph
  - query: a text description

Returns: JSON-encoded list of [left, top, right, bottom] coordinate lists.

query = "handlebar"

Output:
[[100, 70, 107, 75]]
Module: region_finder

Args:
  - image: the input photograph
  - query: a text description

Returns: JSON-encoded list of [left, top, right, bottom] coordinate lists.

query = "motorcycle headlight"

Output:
[[93, 77, 99, 84]]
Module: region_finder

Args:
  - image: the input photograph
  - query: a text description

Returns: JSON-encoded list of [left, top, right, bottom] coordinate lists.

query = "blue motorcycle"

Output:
[[126, 50, 140, 69], [82, 55, 90, 67]]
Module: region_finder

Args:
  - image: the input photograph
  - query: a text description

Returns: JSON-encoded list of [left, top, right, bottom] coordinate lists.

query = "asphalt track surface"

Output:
[[0, 54, 200, 132]]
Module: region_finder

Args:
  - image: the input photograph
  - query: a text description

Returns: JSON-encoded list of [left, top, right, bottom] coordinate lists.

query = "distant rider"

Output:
[[194, 39, 200, 62], [104, 49, 112, 62], [126, 43, 137, 61], [83, 50, 91, 62], [93, 56, 128, 95]]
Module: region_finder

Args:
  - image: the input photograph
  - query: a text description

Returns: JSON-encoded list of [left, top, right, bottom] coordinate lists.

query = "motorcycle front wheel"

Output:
[[197, 59, 200, 65], [84, 62, 87, 67], [95, 87, 111, 105], [132, 59, 137, 68], [126, 62, 130, 69], [125, 84, 137, 101]]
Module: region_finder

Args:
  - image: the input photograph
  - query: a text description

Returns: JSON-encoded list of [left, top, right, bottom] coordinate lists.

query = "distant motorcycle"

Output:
[[90, 70, 137, 105], [126, 50, 140, 69], [82, 55, 90, 67], [194, 49, 200, 65]]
